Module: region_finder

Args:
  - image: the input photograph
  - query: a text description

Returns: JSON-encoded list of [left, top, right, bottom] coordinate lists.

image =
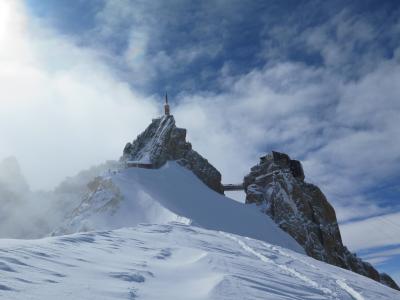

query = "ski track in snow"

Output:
[[222, 232, 371, 300], [336, 279, 365, 300], [220, 232, 335, 297]]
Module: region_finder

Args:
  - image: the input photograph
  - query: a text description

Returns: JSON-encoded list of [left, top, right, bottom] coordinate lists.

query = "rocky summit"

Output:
[[244, 151, 399, 290], [121, 115, 224, 194]]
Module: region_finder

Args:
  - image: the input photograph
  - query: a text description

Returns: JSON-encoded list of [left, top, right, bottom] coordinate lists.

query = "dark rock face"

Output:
[[122, 115, 224, 194], [244, 151, 399, 290]]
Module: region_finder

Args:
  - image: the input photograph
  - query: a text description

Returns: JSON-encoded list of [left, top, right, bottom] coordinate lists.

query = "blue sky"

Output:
[[25, 0, 400, 93], [0, 0, 399, 282]]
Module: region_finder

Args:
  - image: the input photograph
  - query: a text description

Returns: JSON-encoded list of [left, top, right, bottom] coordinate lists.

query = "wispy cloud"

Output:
[[341, 212, 400, 251], [340, 214, 400, 277], [362, 246, 400, 265]]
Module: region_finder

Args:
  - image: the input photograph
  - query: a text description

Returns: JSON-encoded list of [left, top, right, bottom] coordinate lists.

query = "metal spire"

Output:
[[164, 92, 170, 116]]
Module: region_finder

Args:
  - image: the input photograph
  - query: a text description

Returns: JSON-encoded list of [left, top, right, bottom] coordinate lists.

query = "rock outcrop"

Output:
[[244, 151, 399, 290], [121, 115, 224, 194]]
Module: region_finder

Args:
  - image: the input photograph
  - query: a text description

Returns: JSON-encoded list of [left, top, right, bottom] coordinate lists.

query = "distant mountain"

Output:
[[244, 151, 399, 290], [0, 157, 51, 238], [0, 156, 29, 196]]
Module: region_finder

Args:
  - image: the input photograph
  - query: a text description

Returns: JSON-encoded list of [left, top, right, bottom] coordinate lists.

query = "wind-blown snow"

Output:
[[0, 223, 398, 299], [58, 162, 303, 253]]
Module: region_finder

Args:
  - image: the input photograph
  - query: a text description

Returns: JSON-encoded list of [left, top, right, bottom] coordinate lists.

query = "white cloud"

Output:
[[0, 0, 159, 189], [362, 246, 400, 265], [305, 10, 377, 70]]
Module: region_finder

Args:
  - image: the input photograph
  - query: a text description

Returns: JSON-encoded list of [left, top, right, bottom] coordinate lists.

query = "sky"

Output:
[[0, 0, 399, 282]]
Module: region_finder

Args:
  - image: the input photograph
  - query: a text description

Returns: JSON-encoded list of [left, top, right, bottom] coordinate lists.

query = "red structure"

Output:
[[164, 92, 170, 116]]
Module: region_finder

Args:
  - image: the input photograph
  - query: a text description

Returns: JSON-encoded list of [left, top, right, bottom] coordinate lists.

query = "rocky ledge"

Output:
[[121, 115, 224, 194], [244, 151, 399, 290]]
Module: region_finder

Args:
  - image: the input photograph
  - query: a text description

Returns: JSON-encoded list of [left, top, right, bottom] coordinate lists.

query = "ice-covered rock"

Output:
[[244, 151, 399, 290], [122, 115, 223, 194]]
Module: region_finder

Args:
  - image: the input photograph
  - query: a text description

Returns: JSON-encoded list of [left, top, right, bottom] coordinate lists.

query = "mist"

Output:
[[0, 0, 158, 191], [0, 155, 120, 238]]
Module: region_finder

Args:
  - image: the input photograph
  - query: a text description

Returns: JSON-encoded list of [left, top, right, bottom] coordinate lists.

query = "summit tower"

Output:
[[164, 92, 170, 116]]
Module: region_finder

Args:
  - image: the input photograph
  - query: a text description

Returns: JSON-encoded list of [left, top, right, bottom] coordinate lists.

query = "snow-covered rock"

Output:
[[244, 151, 399, 290], [122, 115, 223, 193]]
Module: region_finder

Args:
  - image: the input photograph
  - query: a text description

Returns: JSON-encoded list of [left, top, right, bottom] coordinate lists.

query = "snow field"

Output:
[[0, 224, 398, 299]]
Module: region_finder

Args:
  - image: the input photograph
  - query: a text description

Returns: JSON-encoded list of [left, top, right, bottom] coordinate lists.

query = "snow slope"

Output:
[[0, 223, 398, 299], [57, 162, 303, 253]]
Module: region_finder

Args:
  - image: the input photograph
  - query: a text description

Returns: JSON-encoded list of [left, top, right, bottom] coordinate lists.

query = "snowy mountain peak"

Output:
[[0, 156, 29, 194], [122, 115, 223, 194], [244, 151, 399, 290]]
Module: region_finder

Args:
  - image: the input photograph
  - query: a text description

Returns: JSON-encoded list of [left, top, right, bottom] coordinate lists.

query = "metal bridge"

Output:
[[222, 183, 245, 191], [126, 162, 245, 192]]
